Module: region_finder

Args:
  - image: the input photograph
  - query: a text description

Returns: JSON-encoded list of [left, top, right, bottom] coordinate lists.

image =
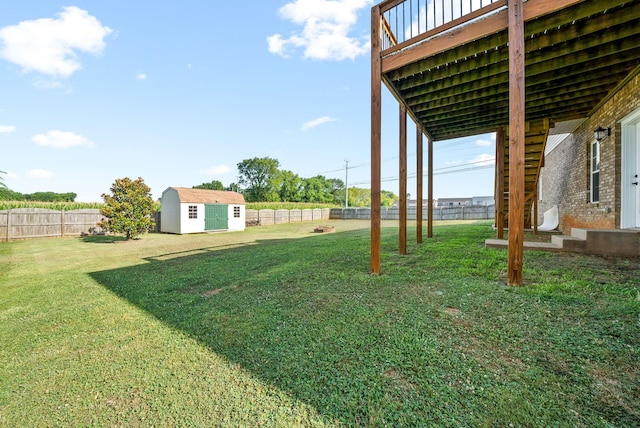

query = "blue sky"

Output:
[[0, 0, 495, 202]]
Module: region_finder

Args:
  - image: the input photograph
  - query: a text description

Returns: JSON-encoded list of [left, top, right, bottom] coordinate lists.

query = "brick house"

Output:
[[539, 74, 640, 232]]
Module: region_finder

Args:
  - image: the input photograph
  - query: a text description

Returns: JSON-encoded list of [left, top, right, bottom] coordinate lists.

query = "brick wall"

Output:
[[539, 74, 640, 233]]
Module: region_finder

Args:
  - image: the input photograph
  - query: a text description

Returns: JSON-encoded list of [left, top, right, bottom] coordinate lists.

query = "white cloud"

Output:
[[268, 0, 372, 60], [475, 138, 493, 147], [136, 72, 147, 80], [473, 153, 495, 166], [204, 165, 232, 175], [302, 115, 337, 130], [0, 125, 16, 134], [0, 6, 112, 78], [32, 78, 67, 90], [32, 130, 96, 149], [27, 169, 54, 178]]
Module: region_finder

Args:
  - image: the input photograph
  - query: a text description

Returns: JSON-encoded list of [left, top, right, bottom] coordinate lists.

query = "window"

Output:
[[590, 140, 600, 203], [188, 205, 198, 219], [233, 206, 241, 218]]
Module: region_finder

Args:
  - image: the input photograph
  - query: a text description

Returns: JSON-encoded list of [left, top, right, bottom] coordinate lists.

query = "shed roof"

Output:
[[166, 187, 245, 205]]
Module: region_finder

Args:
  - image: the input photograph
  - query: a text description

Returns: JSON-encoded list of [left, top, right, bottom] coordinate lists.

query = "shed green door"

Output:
[[205, 204, 228, 230]]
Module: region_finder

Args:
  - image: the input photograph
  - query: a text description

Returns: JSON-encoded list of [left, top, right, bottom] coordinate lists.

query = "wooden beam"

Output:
[[416, 125, 423, 244], [371, 5, 382, 275], [495, 127, 505, 239], [399, 105, 407, 255], [382, 0, 590, 74], [427, 135, 433, 238], [508, 0, 526, 286]]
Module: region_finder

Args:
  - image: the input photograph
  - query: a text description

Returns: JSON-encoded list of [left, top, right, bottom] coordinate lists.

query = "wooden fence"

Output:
[[0, 206, 494, 241], [245, 208, 331, 225], [330, 205, 495, 221], [0, 208, 106, 241]]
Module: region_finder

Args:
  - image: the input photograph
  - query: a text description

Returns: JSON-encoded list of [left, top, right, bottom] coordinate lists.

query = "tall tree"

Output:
[[193, 180, 224, 190], [300, 175, 344, 204], [327, 178, 345, 206], [98, 177, 155, 240], [276, 170, 302, 202], [346, 187, 371, 207], [237, 157, 280, 202], [381, 190, 398, 207]]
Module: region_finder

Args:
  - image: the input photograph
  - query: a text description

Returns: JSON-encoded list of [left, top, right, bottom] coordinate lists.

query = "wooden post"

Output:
[[427, 135, 434, 238], [495, 127, 505, 239], [399, 105, 407, 255], [508, 0, 526, 286], [61, 209, 65, 237], [6, 209, 11, 241], [371, 5, 382, 275], [416, 126, 423, 244], [533, 189, 538, 234]]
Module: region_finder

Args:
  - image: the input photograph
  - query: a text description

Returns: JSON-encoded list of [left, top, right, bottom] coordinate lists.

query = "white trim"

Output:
[[590, 139, 600, 204], [620, 108, 640, 228]]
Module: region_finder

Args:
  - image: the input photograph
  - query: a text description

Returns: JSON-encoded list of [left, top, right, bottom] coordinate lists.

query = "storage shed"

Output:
[[160, 187, 245, 234]]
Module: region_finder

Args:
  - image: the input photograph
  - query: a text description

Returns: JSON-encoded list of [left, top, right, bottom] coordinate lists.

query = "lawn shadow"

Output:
[[88, 224, 640, 426], [89, 228, 403, 425], [81, 234, 129, 244]]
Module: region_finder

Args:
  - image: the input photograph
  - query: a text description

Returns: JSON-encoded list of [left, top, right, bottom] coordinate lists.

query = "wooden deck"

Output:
[[371, 0, 640, 284]]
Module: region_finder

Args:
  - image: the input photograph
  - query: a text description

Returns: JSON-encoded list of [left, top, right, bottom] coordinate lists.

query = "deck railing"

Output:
[[380, 0, 504, 51]]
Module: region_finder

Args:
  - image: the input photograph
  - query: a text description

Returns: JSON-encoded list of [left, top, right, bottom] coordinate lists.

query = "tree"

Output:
[[237, 157, 280, 202], [98, 177, 155, 240], [300, 175, 344, 204], [275, 170, 302, 202], [26, 191, 77, 202], [193, 180, 224, 190], [0, 170, 6, 190], [347, 187, 370, 207], [381, 190, 398, 207]]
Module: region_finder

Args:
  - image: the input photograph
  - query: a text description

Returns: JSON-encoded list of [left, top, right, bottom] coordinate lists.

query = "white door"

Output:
[[635, 122, 640, 228], [621, 110, 640, 228]]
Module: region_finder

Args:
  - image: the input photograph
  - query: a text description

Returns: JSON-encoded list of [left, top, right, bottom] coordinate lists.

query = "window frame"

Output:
[[188, 205, 198, 219], [590, 139, 600, 203], [233, 206, 241, 218]]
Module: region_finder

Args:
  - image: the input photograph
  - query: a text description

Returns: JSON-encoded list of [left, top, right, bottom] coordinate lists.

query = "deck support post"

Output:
[[371, 5, 382, 275], [416, 125, 423, 244], [533, 190, 539, 234], [427, 135, 434, 238], [507, 0, 526, 286], [495, 127, 505, 239], [399, 105, 407, 255]]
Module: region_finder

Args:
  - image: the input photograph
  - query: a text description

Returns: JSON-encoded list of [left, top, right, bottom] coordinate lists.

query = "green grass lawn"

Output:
[[1, 220, 638, 427]]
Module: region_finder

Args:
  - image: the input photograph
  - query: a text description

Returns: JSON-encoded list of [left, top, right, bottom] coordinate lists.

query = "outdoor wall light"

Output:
[[594, 126, 610, 142]]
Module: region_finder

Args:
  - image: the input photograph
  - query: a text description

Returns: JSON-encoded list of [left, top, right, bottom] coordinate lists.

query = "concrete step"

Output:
[[551, 234, 586, 252], [485, 238, 561, 252], [567, 228, 640, 256], [486, 228, 640, 256]]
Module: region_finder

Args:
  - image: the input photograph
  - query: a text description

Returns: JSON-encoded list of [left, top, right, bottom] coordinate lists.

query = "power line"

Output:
[[349, 163, 494, 187]]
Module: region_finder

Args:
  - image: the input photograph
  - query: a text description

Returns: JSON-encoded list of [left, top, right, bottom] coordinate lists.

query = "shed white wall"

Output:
[[160, 188, 181, 233], [179, 203, 206, 234], [227, 205, 246, 231]]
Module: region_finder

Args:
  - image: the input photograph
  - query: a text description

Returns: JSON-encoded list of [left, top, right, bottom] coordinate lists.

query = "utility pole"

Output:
[[344, 160, 349, 208]]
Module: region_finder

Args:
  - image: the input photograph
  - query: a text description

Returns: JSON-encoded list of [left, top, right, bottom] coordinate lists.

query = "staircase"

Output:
[[501, 119, 551, 228]]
